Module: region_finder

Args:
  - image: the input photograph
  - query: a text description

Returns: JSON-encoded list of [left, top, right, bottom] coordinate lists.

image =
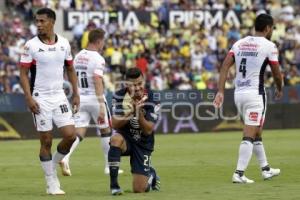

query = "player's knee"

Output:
[[110, 134, 124, 147], [133, 185, 148, 193], [133, 186, 146, 193], [63, 131, 76, 142]]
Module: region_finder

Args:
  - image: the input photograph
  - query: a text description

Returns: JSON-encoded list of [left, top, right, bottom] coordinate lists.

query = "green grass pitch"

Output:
[[0, 129, 300, 200]]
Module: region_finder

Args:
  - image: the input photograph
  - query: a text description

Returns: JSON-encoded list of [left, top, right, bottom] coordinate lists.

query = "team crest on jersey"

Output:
[[60, 46, 65, 51], [249, 112, 258, 121], [38, 48, 44, 52]]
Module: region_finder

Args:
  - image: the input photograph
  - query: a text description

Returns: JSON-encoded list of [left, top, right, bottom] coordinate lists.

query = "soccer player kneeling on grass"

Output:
[[109, 68, 160, 195], [214, 14, 283, 183]]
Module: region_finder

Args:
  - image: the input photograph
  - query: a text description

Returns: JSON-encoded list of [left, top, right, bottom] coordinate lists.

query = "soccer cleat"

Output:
[[152, 175, 161, 191], [45, 176, 65, 195], [59, 160, 72, 176], [262, 168, 280, 180], [46, 187, 66, 195], [104, 167, 124, 175], [111, 188, 123, 195], [232, 173, 254, 184], [52, 172, 61, 188]]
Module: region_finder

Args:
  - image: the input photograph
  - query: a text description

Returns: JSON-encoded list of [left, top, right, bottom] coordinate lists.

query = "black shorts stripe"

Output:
[[104, 101, 112, 127], [260, 93, 266, 126], [32, 113, 37, 128], [30, 64, 37, 94]]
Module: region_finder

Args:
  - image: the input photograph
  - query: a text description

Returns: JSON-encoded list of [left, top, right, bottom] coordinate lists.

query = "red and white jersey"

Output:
[[20, 34, 73, 94], [73, 49, 105, 96], [229, 36, 279, 95]]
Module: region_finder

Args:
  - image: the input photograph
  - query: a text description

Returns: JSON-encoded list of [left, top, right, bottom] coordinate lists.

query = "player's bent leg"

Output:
[[233, 125, 257, 183], [39, 132, 65, 195], [100, 128, 124, 175], [60, 127, 86, 176], [254, 128, 280, 180], [52, 125, 76, 177], [109, 133, 126, 195], [132, 174, 149, 193]]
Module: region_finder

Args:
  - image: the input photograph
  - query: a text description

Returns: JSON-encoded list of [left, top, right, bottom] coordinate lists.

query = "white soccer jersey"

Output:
[[20, 34, 73, 94], [73, 49, 105, 96], [229, 36, 279, 94]]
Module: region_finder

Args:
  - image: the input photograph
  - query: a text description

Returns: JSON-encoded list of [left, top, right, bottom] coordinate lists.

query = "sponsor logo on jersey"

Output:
[[38, 48, 44, 52], [48, 47, 56, 51], [21, 53, 29, 57], [130, 117, 140, 129], [237, 80, 251, 87], [60, 46, 65, 51], [239, 51, 258, 57], [249, 112, 258, 121]]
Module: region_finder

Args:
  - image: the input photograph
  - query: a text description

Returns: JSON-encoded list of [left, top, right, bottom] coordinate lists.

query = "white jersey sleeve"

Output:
[[20, 41, 34, 67], [65, 40, 73, 64], [266, 42, 279, 64], [94, 56, 105, 77]]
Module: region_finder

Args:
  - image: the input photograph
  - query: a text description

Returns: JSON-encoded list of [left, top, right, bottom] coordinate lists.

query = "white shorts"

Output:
[[234, 92, 267, 126], [74, 96, 111, 129], [32, 92, 74, 132]]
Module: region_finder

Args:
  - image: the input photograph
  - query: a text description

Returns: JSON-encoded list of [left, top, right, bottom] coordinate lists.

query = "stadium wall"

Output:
[[1, 86, 300, 139]]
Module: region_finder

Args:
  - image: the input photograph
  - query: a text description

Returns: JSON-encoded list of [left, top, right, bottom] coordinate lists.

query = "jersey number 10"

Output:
[[239, 58, 247, 78], [77, 71, 89, 88]]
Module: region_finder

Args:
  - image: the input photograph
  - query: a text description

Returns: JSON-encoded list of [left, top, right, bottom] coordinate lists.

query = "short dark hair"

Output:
[[126, 68, 143, 80], [255, 14, 274, 32], [36, 8, 56, 21], [88, 28, 105, 43]]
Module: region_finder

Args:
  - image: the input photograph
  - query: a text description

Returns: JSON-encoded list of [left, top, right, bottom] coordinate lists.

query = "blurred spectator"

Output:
[[1, 0, 300, 93]]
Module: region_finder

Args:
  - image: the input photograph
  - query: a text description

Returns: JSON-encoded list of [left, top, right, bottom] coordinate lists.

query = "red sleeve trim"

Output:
[[269, 60, 279, 65], [228, 51, 234, 57], [65, 60, 73, 66]]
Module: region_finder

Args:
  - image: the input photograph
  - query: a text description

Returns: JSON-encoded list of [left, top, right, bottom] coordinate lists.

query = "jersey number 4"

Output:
[[239, 58, 247, 78], [77, 71, 88, 88]]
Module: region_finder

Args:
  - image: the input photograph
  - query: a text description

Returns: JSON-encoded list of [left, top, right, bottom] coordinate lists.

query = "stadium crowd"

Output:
[[1, 0, 300, 93]]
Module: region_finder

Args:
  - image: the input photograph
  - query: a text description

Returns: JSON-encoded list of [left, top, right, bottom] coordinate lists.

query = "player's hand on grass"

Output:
[[213, 91, 224, 108], [72, 94, 80, 114], [26, 97, 40, 114], [275, 89, 283, 100]]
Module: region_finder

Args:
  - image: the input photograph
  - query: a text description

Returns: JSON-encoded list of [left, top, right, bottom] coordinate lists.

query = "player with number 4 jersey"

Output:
[[214, 14, 283, 184]]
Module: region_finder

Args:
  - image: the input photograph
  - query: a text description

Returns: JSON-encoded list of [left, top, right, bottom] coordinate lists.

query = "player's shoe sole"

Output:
[[59, 161, 72, 176], [262, 168, 280, 180]]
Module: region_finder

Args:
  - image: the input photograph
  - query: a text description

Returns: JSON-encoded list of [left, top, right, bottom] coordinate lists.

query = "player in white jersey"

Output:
[[19, 8, 80, 195], [59, 28, 123, 176], [214, 14, 283, 183]]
